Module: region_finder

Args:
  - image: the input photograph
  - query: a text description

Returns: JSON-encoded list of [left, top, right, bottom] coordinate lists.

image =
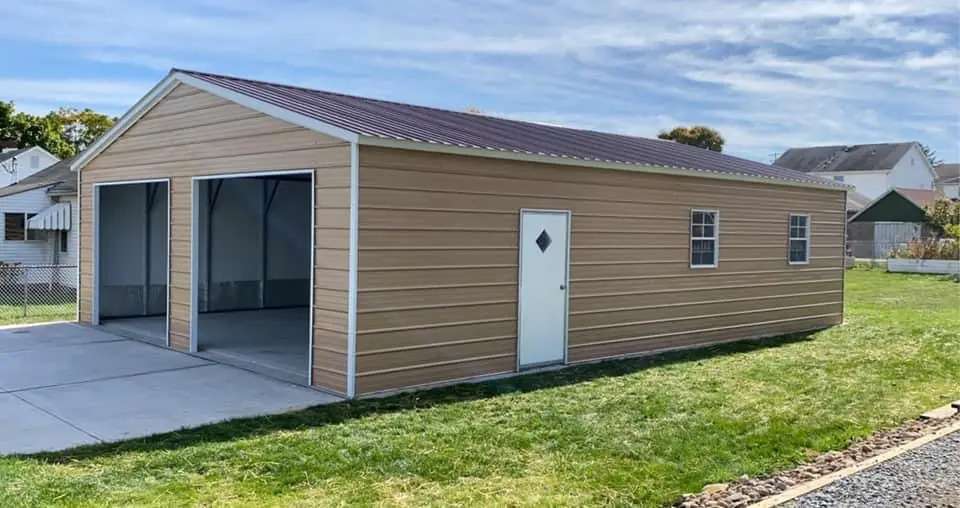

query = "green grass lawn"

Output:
[[0, 303, 75, 326], [1, 269, 957, 507]]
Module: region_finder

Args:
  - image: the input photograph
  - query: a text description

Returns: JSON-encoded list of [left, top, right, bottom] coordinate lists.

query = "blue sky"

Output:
[[3, 0, 958, 162]]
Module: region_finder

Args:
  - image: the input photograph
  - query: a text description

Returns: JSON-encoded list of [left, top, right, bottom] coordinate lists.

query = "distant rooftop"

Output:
[[0, 157, 76, 199], [773, 142, 917, 173], [934, 163, 959, 184], [0, 147, 32, 165]]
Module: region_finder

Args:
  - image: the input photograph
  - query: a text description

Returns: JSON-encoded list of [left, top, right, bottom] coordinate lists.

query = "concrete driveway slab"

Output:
[[0, 339, 211, 392], [17, 364, 337, 442], [0, 322, 339, 455], [0, 323, 122, 353], [0, 393, 96, 455]]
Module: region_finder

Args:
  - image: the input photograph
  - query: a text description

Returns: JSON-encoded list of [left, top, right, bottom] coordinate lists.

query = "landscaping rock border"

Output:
[[675, 406, 960, 508]]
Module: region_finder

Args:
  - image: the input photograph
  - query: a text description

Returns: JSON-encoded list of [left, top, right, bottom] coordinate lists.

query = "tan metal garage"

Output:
[[73, 69, 848, 398]]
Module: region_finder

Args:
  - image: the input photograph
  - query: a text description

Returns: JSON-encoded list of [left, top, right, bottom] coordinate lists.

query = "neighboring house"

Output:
[[0, 147, 60, 188], [845, 190, 873, 219], [71, 69, 846, 398], [934, 163, 959, 199], [847, 187, 944, 259], [0, 158, 78, 276], [774, 142, 937, 200]]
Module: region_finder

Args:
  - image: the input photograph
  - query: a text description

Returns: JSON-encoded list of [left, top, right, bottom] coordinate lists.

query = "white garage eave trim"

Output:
[[70, 72, 359, 173], [71, 74, 180, 173]]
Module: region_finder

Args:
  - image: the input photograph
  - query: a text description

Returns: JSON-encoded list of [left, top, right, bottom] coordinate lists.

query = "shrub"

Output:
[[924, 199, 960, 239], [889, 238, 959, 260]]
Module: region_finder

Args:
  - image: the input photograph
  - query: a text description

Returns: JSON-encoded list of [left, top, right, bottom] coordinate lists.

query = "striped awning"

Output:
[[27, 202, 71, 231]]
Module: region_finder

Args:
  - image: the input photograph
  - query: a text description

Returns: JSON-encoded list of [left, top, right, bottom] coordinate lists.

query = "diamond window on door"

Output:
[[535, 229, 552, 252]]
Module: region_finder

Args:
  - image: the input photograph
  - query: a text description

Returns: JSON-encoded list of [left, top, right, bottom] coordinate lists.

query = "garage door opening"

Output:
[[193, 173, 312, 385], [96, 181, 169, 344]]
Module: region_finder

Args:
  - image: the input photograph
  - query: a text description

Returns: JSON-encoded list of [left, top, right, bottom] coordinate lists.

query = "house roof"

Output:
[[934, 163, 960, 184], [0, 147, 32, 165], [0, 157, 76, 199], [846, 190, 873, 212], [73, 69, 846, 191], [894, 187, 943, 208], [848, 187, 945, 223], [774, 142, 917, 173], [0, 146, 58, 166]]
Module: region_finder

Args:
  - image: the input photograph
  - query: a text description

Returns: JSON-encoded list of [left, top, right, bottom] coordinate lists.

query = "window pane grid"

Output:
[[690, 210, 718, 267], [788, 214, 809, 263]]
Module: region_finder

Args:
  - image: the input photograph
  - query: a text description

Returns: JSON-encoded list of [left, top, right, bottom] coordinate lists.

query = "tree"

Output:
[[657, 125, 725, 152], [0, 101, 16, 143], [919, 143, 943, 168], [51, 108, 115, 154], [12, 112, 73, 158], [0, 101, 115, 158]]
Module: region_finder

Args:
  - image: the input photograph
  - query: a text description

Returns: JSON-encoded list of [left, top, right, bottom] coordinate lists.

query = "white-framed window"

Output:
[[788, 214, 811, 264], [690, 209, 719, 268], [833, 175, 844, 182], [3, 213, 45, 242]]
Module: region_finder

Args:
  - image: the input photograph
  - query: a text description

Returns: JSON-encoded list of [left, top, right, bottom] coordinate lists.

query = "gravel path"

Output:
[[785, 429, 960, 508]]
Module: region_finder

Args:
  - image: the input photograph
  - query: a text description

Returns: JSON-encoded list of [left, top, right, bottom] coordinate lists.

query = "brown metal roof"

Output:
[[175, 69, 844, 190]]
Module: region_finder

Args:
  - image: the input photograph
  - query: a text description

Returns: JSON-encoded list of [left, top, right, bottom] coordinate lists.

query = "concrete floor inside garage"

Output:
[[99, 307, 310, 385]]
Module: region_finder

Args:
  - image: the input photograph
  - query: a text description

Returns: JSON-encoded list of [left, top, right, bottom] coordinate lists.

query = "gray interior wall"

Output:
[[266, 179, 311, 307], [98, 182, 168, 318], [198, 177, 310, 312]]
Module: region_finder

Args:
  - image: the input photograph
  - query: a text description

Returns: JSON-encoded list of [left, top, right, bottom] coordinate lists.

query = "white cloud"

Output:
[[0, 78, 152, 113], [0, 0, 956, 160]]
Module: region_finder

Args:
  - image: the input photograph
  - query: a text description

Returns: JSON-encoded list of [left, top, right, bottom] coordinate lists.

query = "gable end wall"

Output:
[[77, 83, 351, 395]]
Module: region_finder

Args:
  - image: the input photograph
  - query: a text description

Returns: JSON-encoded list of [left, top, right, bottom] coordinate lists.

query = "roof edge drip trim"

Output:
[[359, 136, 849, 192], [72, 70, 846, 192]]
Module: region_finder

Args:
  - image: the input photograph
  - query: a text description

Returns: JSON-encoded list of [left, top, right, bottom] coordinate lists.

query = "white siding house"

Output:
[[934, 164, 960, 199], [774, 142, 938, 200], [0, 186, 61, 265], [0, 158, 77, 286], [0, 147, 59, 188]]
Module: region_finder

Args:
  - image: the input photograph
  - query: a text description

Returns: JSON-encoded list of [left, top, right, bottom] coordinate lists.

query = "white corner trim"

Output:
[[346, 141, 359, 398], [71, 74, 180, 172], [308, 169, 316, 387], [358, 136, 849, 192], [172, 73, 359, 144]]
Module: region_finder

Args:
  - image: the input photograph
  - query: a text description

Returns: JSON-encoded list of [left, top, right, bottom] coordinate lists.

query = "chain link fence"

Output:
[[0, 264, 77, 323], [847, 241, 905, 262]]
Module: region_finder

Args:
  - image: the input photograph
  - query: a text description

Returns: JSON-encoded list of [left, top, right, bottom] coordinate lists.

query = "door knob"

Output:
[[560, 284, 566, 290]]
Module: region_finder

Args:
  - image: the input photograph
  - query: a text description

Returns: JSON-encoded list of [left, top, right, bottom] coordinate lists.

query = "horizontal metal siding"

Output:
[[355, 146, 845, 395]]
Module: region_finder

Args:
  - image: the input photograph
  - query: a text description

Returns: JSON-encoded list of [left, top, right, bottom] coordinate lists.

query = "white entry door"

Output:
[[518, 209, 570, 369]]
